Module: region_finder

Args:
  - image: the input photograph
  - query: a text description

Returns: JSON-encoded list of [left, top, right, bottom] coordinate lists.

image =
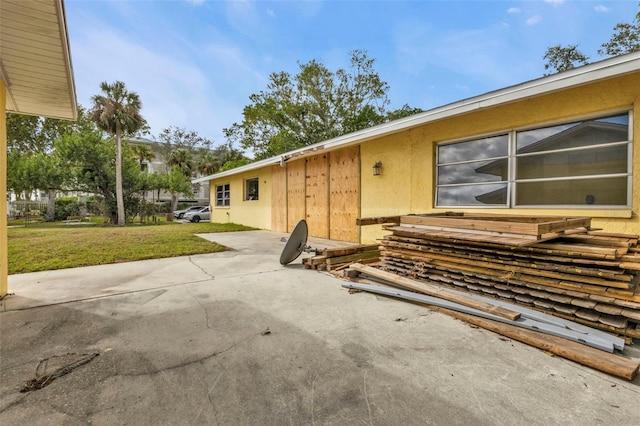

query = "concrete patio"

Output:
[[1, 230, 639, 425]]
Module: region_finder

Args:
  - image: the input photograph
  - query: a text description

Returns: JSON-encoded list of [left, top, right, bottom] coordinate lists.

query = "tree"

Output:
[[197, 151, 219, 176], [543, 44, 590, 75], [131, 144, 155, 171], [25, 152, 67, 221], [157, 126, 212, 160], [167, 147, 194, 177], [90, 81, 147, 226], [56, 129, 142, 224], [598, 10, 640, 56], [164, 166, 193, 212], [386, 104, 424, 121], [544, 4, 640, 73], [224, 50, 391, 160]]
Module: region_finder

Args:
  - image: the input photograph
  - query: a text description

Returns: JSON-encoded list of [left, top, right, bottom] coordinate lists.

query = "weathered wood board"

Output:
[[286, 159, 306, 232], [271, 164, 287, 232], [329, 146, 360, 242], [305, 154, 329, 238], [401, 214, 592, 237]]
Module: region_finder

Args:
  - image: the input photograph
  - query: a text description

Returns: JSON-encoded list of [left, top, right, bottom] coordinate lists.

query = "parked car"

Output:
[[173, 205, 206, 219], [184, 206, 210, 223]]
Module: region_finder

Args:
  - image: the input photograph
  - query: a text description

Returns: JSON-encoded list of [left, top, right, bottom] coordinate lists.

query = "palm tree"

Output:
[[90, 81, 146, 225], [131, 144, 155, 171], [167, 147, 194, 177], [196, 151, 219, 176]]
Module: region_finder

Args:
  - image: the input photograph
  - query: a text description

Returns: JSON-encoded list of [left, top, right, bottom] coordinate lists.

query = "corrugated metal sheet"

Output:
[[1, 0, 77, 120]]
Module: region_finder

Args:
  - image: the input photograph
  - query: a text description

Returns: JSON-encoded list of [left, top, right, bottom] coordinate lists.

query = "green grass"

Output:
[[7, 221, 254, 274]]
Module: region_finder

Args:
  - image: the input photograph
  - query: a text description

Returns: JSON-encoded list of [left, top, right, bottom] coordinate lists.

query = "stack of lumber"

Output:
[[377, 213, 640, 339], [342, 264, 639, 380], [303, 244, 380, 271]]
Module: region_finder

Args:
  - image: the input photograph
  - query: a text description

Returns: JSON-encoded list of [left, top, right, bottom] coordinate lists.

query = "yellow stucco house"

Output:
[[195, 52, 640, 243], [1, 0, 77, 296]]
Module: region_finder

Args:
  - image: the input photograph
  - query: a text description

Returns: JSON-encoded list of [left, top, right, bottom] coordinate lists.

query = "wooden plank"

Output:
[[329, 146, 360, 242], [400, 215, 591, 237], [271, 165, 287, 232], [305, 154, 329, 238], [426, 306, 639, 380], [326, 250, 379, 265], [348, 263, 521, 321], [321, 244, 380, 257], [286, 159, 306, 232], [356, 216, 402, 226]]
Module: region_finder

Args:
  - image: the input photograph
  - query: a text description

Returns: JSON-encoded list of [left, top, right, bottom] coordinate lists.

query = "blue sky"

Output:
[[65, 0, 638, 152]]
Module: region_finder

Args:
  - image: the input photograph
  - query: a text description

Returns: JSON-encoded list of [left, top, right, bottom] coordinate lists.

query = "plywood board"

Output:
[[271, 165, 287, 232], [287, 159, 306, 232], [401, 214, 591, 237], [329, 146, 360, 242], [305, 154, 329, 238]]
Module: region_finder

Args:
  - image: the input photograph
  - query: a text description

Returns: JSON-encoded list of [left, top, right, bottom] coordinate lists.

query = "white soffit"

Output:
[[1, 0, 77, 120], [193, 51, 640, 184]]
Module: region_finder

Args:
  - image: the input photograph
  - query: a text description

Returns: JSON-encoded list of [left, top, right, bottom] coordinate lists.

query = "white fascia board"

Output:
[[194, 51, 640, 184]]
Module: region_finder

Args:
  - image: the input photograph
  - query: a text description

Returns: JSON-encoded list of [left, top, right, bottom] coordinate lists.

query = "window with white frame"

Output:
[[244, 177, 259, 201], [436, 112, 632, 208], [215, 183, 230, 207]]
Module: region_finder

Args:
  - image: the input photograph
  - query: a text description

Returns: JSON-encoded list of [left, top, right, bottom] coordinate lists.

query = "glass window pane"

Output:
[[517, 114, 628, 152], [438, 159, 508, 185], [245, 178, 259, 200], [437, 184, 508, 206], [516, 177, 627, 206], [438, 135, 508, 164], [517, 144, 628, 179]]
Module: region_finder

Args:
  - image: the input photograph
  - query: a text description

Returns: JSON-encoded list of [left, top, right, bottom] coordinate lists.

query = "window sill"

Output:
[[434, 208, 633, 219]]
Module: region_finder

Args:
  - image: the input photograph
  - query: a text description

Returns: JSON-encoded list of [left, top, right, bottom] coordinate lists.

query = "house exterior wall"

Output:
[[361, 73, 640, 243], [1, 80, 8, 296], [209, 168, 272, 230]]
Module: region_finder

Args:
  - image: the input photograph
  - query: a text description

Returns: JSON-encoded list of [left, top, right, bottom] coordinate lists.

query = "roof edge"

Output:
[[194, 51, 640, 183]]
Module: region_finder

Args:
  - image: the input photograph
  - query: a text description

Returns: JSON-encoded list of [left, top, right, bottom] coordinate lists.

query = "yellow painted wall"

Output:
[[1, 80, 7, 296], [209, 167, 272, 230], [361, 73, 640, 243]]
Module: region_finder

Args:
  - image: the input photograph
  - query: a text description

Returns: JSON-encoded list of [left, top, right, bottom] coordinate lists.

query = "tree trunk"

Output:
[[115, 128, 126, 226], [46, 190, 56, 221], [171, 195, 179, 212]]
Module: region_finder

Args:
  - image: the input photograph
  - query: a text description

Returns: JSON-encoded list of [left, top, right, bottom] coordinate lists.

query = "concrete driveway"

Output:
[[1, 230, 639, 425]]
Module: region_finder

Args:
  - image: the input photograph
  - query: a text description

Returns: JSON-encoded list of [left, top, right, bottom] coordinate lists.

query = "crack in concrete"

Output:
[[112, 333, 256, 379], [362, 370, 373, 426], [199, 363, 221, 426], [187, 256, 215, 279], [184, 285, 231, 334]]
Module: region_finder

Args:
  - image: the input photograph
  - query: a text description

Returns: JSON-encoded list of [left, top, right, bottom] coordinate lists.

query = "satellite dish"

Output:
[[280, 220, 316, 265]]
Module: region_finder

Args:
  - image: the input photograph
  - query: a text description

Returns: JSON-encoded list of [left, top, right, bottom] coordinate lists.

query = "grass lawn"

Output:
[[7, 221, 254, 274]]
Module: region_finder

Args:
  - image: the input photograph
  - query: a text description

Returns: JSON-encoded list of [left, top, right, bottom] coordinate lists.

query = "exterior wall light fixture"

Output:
[[373, 161, 382, 176]]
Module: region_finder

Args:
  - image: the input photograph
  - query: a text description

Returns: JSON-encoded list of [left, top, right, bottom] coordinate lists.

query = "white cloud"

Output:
[[507, 8, 521, 14], [184, 0, 205, 5], [526, 15, 542, 26], [594, 5, 610, 13], [266, 8, 276, 18], [71, 28, 232, 142], [544, 0, 565, 6]]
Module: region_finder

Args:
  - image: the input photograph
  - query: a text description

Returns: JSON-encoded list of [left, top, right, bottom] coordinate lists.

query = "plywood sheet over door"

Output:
[[305, 154, 329, 238], [329, 146, 360, 242], [271, 165, 287, 232], [286, 159, 306, 232]]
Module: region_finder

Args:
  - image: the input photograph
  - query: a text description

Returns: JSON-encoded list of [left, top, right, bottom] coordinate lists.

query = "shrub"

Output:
[[54, 197, 81, 221]]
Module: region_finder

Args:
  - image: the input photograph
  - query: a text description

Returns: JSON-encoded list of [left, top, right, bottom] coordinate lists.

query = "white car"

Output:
[[173, 205, 206, 219], [184, 206, 210, 223]]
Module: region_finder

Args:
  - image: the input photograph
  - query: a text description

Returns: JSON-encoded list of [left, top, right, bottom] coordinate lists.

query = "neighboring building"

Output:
[[128, 137, 210, 205], [194, 52, 640, 243], [1, 0, 78, 296]]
